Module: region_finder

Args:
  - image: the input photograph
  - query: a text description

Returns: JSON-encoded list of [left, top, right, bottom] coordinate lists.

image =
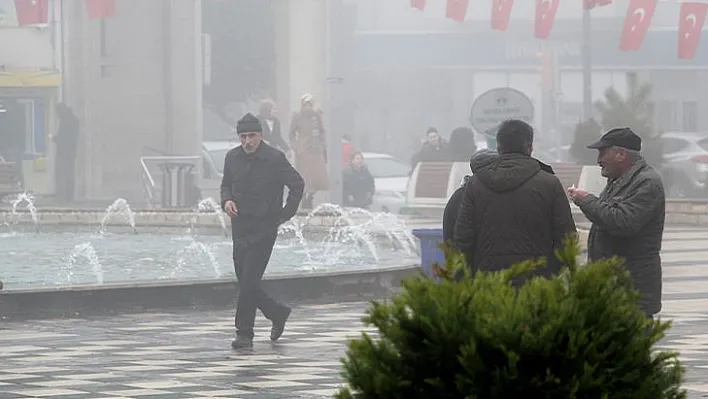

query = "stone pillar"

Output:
[[62, 0, 203, 202], [274, 0, 327, 129]]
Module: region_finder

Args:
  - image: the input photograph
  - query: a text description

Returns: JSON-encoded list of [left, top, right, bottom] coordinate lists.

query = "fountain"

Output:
[[0, 199, 420, 289], [65, 242, 104, 285], [195, 197, 229, 237], [99, 198, 137, 234], [3, 191, 40, 233]]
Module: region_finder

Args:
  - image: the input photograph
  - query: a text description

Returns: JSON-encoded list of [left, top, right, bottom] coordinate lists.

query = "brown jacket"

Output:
[[454, 154, 577, 281]]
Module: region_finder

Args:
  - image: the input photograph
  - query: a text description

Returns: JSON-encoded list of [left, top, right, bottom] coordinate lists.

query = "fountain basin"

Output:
[[0, 264, 419, 320]]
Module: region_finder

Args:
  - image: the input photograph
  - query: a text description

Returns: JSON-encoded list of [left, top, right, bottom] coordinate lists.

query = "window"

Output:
[[365, 157, 410, 178], [661, 137, 690, 154], [682, 101, 698, 132], [657, 101, 676, 131]]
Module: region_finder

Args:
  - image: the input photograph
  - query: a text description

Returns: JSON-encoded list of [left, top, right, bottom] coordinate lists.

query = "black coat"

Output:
[[220, 142, 304, 240], [454, 154, 577, 281], [343, 165, 375, 208], [575, 157, 665, 315], [444, 154, 558, 247], [258, 115, 290, 152], [411, 142, 450, 169]]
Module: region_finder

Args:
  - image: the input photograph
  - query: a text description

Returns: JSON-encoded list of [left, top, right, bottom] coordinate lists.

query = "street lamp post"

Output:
[[582, 7, 593, 120]]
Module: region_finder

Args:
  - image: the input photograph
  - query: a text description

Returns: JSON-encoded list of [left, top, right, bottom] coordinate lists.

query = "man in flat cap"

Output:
[[568, 127, 665, 320], [221, 113, 305, 349]]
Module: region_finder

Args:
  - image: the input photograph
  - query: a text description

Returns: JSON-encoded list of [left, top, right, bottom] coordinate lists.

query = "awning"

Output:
[[0, 70, 61, 87]]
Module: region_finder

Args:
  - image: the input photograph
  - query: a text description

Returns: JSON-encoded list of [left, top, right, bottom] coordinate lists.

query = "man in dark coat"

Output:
[[53, 104, 80, 203], [257, 99, 290, 153], [454, 120, 576, 283], [411, 127, 449, 171], [221, 112, 305, 349], [568, 128, 665, 319]]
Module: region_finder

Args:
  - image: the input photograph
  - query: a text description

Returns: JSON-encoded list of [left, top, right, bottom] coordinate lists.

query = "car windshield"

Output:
[[208, 149, 231, 174], [364, 157, 410, 178]]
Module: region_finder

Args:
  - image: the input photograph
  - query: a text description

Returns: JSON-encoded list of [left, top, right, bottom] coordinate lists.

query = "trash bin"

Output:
[[412, 228, 445, 277]]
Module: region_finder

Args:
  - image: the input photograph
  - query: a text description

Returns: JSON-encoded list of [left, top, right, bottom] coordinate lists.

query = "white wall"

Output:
[[0, 27, 54, 69]]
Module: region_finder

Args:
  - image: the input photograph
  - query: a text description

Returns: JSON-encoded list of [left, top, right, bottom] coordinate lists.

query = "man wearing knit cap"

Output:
[[569, 127, 665, 319], [221, 112, 305, 349]]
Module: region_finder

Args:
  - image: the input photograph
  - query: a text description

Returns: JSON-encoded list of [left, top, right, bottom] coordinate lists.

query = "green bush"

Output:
[[336, 239, 685, 399]]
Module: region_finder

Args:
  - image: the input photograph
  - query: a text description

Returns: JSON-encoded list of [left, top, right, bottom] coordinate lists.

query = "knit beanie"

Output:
[[236, 113, 262, 134]]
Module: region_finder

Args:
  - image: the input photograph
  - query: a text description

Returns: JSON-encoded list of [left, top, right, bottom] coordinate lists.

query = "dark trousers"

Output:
[[233, 231, 288, 338], [55, 158, 76, 202]]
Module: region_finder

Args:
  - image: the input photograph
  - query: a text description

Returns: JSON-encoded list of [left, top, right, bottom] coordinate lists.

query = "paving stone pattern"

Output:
[[2, 227, 708, 398]]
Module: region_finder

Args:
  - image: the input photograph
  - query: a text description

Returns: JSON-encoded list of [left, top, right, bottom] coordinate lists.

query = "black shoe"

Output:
[[231, 335, 253, 349], [271, 307, 291, 341]]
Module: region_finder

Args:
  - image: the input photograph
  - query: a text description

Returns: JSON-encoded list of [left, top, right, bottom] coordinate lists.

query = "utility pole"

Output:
[[582, 7, 593, 120]]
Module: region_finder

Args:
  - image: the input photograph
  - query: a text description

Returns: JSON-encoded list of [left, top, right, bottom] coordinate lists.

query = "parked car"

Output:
[[661, 132, 708, 198], [362, 152, 410, 214], [200, 140, 239, 200]]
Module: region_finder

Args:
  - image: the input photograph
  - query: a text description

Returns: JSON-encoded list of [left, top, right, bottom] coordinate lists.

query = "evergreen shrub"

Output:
[[336, 238, 685, 399]]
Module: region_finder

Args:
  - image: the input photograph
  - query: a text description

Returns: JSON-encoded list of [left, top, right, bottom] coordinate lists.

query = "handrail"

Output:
[[139, 156, 202, 208]]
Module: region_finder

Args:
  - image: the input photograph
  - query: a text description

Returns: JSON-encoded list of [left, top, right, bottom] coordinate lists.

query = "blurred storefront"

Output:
[[345, 0, 708, 157], [0, 71, 60, 195], [0, 0, 61, 196]]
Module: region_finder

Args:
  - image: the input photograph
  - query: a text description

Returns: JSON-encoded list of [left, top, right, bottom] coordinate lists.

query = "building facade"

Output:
[[0, 0, 61, 196], [344, 0, 708, 157]]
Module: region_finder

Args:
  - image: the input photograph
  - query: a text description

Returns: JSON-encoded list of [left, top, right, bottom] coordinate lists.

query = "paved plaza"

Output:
[[2, 226, 708, 398]]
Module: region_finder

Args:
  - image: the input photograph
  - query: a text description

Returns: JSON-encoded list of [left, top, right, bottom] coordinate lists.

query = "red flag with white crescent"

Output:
[[619, 0, 656, 52], [13, 0, 49, 26], [678, 2, 708, 60], [491, 0, 514, 31], [446, 0, 469, 22], [534, 0, 559, 39]]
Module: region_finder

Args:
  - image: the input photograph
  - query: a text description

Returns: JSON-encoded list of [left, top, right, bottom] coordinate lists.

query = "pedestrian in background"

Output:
[[343, 152, 375, 210]]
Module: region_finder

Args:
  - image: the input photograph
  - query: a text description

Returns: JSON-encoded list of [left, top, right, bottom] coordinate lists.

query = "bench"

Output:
[[0, 162, 22, 198]]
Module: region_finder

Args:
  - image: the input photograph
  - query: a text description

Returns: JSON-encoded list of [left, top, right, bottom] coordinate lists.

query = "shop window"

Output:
[[682, 101, 698, 132]]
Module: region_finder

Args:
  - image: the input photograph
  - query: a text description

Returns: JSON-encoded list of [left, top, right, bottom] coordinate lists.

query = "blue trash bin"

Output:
[[412, 228, 445, 277]]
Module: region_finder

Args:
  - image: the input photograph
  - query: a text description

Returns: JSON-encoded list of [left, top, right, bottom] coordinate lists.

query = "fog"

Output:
[[0, 0, 706, 204]]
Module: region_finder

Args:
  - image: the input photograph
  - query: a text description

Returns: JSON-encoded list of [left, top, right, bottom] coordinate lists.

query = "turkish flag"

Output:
[[85, 0, 116, 19], [14, 0, 49, 26], [583, 0, 613, 10], [491, 0, 514, 31], [678, 2, 708, 60], [446, 0, 469, 22], [534, 0, 559, 39], [411, 0, 426, 11], [619, 0, 656, 52]]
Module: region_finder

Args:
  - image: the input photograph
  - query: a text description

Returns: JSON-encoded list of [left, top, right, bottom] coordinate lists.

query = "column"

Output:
[[274, 0, 327, 127]]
